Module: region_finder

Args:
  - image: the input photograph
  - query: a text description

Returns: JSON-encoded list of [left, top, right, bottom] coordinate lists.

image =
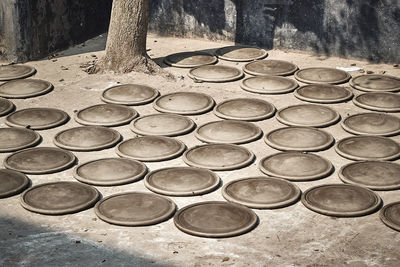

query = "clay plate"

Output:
[[276, 104, 340, 128], [294, 68, 351, 85], [222, 176, 301, 209], [240, 76, 299, 94], [183, 144, 254, 171], [153, 92, 215, 115], [335, 136, 400, 161], [0, 169, 30, 198], [95, 192, 176, 226], [5, 108, 69, 130], [0, 98, 15, 116], [73, 158, 147, 186], [215, 46, 268, 62], [380, 201, 400, 231], [265, 126, 334, 152], [350, 74, 400, 92], [301, 184, 382, 217], [243, 59, 298, 76], [130, 113, 195, 137], [294, 84, 353, 103], [353, 92, 400, 112], [341, 113, 400, 136], [101, 84, 159, 106], [195, 120, 262, 144], [4, 147, 76, 174], [188, 65, 244, 83], [164, 51, 218, 68], [213, 98, 275, 121], [0, 79, 53, 98], [259, 152, 333, 181], [339, 161, 400, 190], [116, 136, 185, 162], [0, 128, 41, 152], [74, 104, 138, 127], [53, 126, 121, 151], [144, 167, 220, 196], [174, 201, 258, 238], [0, 64, 36, 81], [20, 181, 99, 215]]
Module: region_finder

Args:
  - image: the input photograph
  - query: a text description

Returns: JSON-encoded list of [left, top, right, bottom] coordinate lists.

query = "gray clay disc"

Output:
[[0, 98, 15, 116], [350, 74, 400, 92], [0, 79, 52, 98], [174, 201, 258, 238], [195, 120, 262, 144], [53, 126, 121, 151], [73, 158, 147, 186], [116, 136, 185, 162], [183, 144, 254, 171], [0, 169, 30, 198], [0, 128, 41, 152], [0, 64, 36, 81], [164, 52, 218, 68], [243, 59, 298, 76], [213, 98, 276, 121], [294, 84, 353, 104], [259, 152, 333, 181], [188, 65, 244, 83], [215, 46, 268, 62], [4, 147, 76, 174], [380, 201, 400, 231], [294, 68, 351, 85], [74, 104, 138, 127], [265, 127, 334, 152], [144, 167, 220, 196], [222, 176, 301, 209], [276, 104, 340, 128], [20, 181, 99, 215], [95, 192, 176, 226], [153, 92, 215, 115], [339, 161, 400, 191], [101, 84, 159, 106], [5, 108, 69, 130], [341, 113, 400, 136], [353, 92, 400, 112], [301, 184, 381, 217], [335, 136, 400, 161], [130, 113, 195, 137], [240, 76, 299, 94]]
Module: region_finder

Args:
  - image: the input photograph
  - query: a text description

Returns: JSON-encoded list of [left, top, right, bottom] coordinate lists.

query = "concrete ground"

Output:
[[1, 33, 400, 267]]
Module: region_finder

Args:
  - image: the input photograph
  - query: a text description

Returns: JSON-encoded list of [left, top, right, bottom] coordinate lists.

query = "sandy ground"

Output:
[[1, 33, 400, 267]]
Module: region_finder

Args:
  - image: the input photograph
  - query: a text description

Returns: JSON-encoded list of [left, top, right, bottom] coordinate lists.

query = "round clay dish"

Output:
[[0, 64, 36, 81], [0, 128, 41, 152], [240, 76, 299, 94], [101, 84, 159, 106], [188, 65, 244, 83], [341, 113, 400, 136], [294, 84, 353, 103], [53, 126, 121, 151], [222, 176, 301, 209], [294, 68, 351, 85], [153, 92, 215, 115], [215, 46, 268, 62], [5, 108, 69, 130], [174, 201, 258, 238], [116, 136, 185, 162], [0, 169, 30, 198], [144, 167, 220, 196], [350, 74, 400, 92], [276, 104, 340, 128], [130, 113, 195, 137], [0, 79, 53, 98], [380, 202, 400, 231], [0, 98, 14, 116], [259, 152, 333, 181], [335, 136, 400, 161], [243, 59, 298, 76], [74, 104, 138, 127], [20, 181, 99, 215], [301, 184, 382, 217], [4, 147, 76, 174], [95, 192, 176, 226], [73, 158, 147, 186], [353, 92, 400, 112], [265, 127, 334, 152], [339, 161, 400, 191], [164, 51, 217, 68], [213, 98, 276, 121]]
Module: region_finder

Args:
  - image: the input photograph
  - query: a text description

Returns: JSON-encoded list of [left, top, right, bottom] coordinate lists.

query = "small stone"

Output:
[[52, 59, 58, 62], [61, 66, 68, 70], [366, 70, 374, 74], [92, 218, 97, 221], [394, 64, 399, 68], [91, 54, 97, 58], [350, 63, 356, 66], [59, 79, 64, 82], [379, 71, 386, 74], [75, 240, 81, 244], [222, 257, 230, 262], [359, 70, 365, 73], [97, 240, 102, 243], [173, 251, 178, 254], [154, 40, 157, 42]]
